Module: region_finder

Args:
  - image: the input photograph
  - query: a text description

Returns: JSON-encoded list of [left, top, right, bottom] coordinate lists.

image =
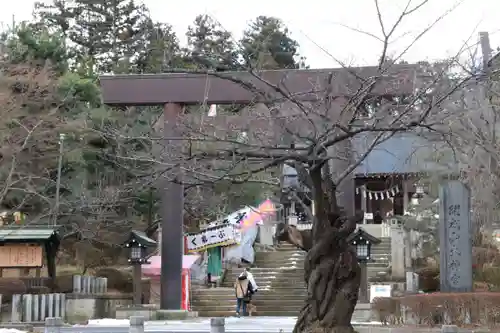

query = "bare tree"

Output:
[[105, 1, 476, 331], [0, 61, 70, 218]]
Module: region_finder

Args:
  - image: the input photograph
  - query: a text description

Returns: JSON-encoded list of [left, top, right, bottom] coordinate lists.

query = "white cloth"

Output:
[[240, 271, 258, 291]]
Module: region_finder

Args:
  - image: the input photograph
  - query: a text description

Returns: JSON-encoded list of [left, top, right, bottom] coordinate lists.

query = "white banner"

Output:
[[187, 224, 240, 253]]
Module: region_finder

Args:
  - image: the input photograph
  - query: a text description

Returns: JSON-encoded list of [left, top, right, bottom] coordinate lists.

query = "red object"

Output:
[[142, 255, 200, 310], [184, 236, 188, 254], [181, 269, 190, 310]]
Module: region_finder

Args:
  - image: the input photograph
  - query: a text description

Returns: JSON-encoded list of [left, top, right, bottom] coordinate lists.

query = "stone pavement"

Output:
[[70, 317, 386, 333]]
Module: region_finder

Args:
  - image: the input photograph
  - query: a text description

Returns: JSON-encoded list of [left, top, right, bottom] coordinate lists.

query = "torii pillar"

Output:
[[160, 103, 184, 309]]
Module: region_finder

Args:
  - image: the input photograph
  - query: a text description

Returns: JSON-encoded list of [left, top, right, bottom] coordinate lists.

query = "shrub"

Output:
[[416, 266, 439, 292], [474, 246, 500, 268], [372, 292, 500, 327], [54, 274, 74, 293], [371, 297, 402, 325], [0, 279, 27, 302], [95, 267, 132, 292], [475, 267, 500, 288]]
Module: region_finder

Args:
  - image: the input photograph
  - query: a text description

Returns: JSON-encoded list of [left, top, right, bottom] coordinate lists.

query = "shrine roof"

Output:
[[0, 226, 60, 243]]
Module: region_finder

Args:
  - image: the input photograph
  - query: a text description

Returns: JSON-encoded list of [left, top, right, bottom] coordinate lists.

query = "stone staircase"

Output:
[[191, 238, 391, 317]]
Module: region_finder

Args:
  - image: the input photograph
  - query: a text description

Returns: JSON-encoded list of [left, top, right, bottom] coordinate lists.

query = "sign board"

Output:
[[369, 284, 392, 303], [187, 224, 240, 253], [364, 213, 373, 220], [0, 244, 43, 267]]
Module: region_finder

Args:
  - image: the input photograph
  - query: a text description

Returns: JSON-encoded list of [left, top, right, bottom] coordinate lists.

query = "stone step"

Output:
[[220, 282, 305, 288], [192, 304, 304, 312], [225, 268, 304, 280], [224, 275, 304, 282], [192, 286, 306, 300], [191, 295, 305, 308], [192, 294, 307, 300], [223, 276, 304, 284], [251, 262, 389, 269], [225, 270, 304, 277], [195, 310, 300, 317]]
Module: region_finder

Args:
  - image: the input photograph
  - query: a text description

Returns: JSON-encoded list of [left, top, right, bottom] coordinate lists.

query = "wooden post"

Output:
[[359, 262, 368, 302], [160, 103, 184, 310], [133, 264, 142, 305], [361, 185, 367, 224]]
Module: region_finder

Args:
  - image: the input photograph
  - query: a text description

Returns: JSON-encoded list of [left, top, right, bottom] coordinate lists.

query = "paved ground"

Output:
[[73, 317, 295, 332], [65, 317, 382, 333]]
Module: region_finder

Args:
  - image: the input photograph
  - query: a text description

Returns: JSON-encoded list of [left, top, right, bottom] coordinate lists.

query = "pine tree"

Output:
[[241, 16, 304, 70], [133, 21, 183, 73], [34, 0, 151, 73], [185, 14, 240, 71]]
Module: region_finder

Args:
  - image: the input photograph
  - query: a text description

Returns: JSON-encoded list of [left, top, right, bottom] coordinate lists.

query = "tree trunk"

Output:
[[293, 167, 363, 333]]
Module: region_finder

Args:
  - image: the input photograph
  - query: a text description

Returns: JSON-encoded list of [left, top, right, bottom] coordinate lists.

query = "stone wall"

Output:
[[4, 292, 133, 324], [65, 293, 133, 323]]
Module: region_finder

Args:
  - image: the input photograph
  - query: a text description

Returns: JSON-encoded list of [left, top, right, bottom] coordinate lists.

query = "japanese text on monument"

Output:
[[446, 203, 462, 286]]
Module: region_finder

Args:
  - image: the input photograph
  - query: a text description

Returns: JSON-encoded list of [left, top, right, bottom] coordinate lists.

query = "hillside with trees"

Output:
[[0, 0, 304, 269]]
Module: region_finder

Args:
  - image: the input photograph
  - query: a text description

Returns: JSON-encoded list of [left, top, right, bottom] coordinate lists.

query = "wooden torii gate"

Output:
[[100, 65, 417, 310]]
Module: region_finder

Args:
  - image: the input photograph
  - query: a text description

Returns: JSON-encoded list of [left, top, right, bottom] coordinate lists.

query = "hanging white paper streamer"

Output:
[[356, 185, 401, 200], [208, 104, 217, 117]]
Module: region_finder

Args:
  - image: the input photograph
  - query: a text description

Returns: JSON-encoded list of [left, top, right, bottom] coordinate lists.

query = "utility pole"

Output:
[[54, 133, 65, 226]]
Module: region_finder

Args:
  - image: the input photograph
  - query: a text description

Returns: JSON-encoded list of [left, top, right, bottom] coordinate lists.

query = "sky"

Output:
[[2, 0, 500, 68]]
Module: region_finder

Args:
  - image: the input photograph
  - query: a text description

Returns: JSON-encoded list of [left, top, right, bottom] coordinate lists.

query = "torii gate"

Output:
[[100, 65, 417, 310]]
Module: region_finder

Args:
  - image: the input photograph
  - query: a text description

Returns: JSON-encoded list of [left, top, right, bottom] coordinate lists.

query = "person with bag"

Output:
[[234, 272, 251, 317]]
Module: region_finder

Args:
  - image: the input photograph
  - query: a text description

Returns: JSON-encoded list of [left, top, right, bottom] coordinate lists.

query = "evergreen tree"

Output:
[[185, 14, 240, 71], [34, 0, 151, 73], [241, 16, 304, 69], [133, 21, 183, 73]]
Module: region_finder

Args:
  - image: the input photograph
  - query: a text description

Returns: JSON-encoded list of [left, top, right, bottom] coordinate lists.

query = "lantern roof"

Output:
[[124, 230, 157, 248], [347, 228, 381, 244]]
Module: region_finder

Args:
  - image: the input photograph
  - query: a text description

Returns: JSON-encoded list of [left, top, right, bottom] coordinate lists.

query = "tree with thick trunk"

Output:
[[277, 165, 364, 333]]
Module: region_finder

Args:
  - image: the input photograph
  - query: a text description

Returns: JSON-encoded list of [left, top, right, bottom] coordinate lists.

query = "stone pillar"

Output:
[[73, 275, 82, 293], [23, 294, 33, 322], [404, 229, 412, 271], [402, 180, 409, 214], [406, 271, 419, 293], [391, 227, 405, 279], [129, 316, 145, 333], [45, 317, 63, 333], [210, 318, 225, 333], [160, 103, 184, 310], [11, 294, 21, 322], [33, 294, 40, 322], [439, 181, 473, 292]]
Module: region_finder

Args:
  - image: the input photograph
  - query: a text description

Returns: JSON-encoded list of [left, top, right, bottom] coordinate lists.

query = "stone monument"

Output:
[[439, 180, 473, 292]]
